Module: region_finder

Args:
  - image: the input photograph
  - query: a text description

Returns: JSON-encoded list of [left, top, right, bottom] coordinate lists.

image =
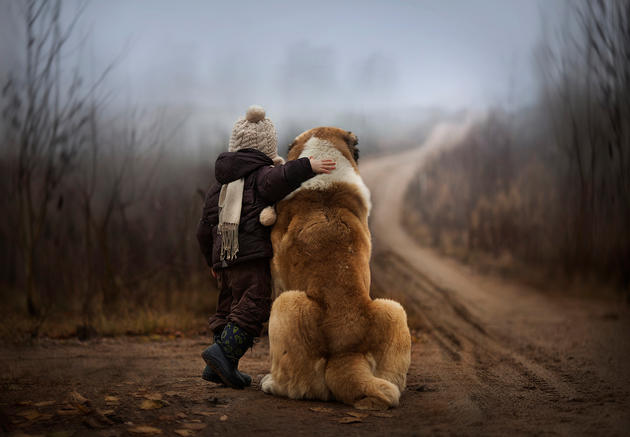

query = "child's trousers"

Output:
[[208, 258, 272, 337]]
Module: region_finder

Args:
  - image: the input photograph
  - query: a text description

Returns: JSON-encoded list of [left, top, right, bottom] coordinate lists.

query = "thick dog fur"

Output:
[[261, 127, 411, 410]]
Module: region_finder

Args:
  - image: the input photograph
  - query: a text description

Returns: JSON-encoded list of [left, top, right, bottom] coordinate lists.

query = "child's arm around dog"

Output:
[[196, 154, 335, 272], [254, 156, 336, 203]]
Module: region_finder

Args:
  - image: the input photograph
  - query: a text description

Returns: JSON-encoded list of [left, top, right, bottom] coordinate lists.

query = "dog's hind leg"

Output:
[[262, 290, 331, 401], [325, 353, 401, 410], [369, 298, 412, 392]]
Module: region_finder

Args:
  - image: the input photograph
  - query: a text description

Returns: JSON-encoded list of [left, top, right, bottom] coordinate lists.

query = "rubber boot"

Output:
[[202, 332, 252, 386], [201, 322, 254, 389]]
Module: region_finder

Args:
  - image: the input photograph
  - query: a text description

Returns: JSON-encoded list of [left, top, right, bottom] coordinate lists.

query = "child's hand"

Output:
[[309, 157, 336, 174], [210, 268, 217, 279]]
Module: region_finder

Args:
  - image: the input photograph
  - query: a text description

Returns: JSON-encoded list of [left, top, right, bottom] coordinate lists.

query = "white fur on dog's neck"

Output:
[[284, 136, 372, 215]]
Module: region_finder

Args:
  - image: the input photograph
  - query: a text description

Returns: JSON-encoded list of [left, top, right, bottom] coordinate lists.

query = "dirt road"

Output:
[[2, 121, 629, 436], [364, 120, 630, 435]]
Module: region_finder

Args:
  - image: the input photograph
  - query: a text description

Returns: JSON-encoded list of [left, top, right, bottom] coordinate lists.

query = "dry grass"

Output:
[[0, 281, 218, 342]]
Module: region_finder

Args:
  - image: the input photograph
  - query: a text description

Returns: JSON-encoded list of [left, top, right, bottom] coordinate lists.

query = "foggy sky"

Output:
[[0, 0, 565, 142]]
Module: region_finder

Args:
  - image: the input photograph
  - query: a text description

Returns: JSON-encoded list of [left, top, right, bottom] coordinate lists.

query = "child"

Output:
[[197, 105, 335, 389]]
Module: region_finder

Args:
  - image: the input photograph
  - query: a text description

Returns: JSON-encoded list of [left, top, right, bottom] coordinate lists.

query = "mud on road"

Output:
[[2, 120, 630, 436]]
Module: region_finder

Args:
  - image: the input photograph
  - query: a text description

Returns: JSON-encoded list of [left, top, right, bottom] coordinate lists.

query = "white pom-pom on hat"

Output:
[[246, 105, 266, 123]]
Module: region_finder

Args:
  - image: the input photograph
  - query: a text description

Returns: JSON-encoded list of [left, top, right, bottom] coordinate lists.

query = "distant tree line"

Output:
[[405, 0, 630, 294]]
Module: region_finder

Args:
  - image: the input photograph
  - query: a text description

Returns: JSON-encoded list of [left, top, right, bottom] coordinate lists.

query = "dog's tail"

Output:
[[324, 353, 401, 410], [324, 298, 411, 410]]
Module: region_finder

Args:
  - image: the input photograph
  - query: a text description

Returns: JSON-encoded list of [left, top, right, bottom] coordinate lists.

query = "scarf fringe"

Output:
[[219, 222, 239, 261]]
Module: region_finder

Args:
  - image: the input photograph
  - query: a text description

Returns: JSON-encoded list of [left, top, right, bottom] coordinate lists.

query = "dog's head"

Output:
[[287, 127, 359, 169]]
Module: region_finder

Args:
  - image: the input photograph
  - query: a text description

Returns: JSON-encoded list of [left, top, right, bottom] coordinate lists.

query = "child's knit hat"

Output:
[[229, 105, 281, 163]]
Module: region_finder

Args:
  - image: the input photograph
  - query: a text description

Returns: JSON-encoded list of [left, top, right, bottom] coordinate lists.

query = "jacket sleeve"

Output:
[[196, 185, 220, 268], [256, 157, 316, 203]]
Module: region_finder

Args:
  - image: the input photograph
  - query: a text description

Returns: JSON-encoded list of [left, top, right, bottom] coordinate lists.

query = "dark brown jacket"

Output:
[[197, 148, 315, 270]]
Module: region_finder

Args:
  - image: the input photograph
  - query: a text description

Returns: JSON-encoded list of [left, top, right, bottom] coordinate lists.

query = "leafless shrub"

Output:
[[1, 0, 94, 317], [0, 1, 217, 335]]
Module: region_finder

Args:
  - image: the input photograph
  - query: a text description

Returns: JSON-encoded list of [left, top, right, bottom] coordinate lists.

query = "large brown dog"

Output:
[[261, 127, 411, 410]]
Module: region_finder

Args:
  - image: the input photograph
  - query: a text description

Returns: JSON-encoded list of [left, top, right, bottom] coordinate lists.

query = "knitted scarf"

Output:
[[218, 178, 244, 261]]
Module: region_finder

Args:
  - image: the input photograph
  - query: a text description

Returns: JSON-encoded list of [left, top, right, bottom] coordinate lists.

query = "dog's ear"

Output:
[[287, 139, 297, 154], [344, 131, 359, 163]]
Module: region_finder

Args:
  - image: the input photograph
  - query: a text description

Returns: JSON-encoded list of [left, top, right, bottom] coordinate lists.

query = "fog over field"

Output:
[[1, 0, 562, 147]]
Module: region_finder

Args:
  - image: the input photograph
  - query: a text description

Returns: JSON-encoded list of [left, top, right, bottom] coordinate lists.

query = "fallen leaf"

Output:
[[219, 415, 228, 422], [164, 391, 178, 397], [69, 391, 88, 405], [346, 411, 369, 418], [16, 409, 40, 421], [193, 411, 216, 417], [157, 415, 175, 422], [100, 409, 115, 416], [56, 406, 81, 416], [309, 407, 334, 413], [143, 393, 163, 401], [104, 396, 120, 403], [183, 423, 207, 430], [33, 400, 56, 407], [176, 412, 188, 419], [75, 403, 91, 414], [338, 417, 362, 424], [128, 425, 162, 434], [16, 401, 33, 406], [139, 399, 167, 410], [371, 412, 393, 418], [174, 430, 193, 437]]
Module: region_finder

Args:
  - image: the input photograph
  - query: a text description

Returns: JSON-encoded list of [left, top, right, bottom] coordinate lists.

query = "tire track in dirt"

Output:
[[372, 246, 576, 399]]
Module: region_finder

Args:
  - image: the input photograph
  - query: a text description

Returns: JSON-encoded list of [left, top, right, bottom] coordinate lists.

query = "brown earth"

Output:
[[1, 121, 629, 436]]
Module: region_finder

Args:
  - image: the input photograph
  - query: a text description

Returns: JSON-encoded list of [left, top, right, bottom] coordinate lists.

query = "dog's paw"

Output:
[[260, 373, 274, 393], [354, 379, 400, 410]]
